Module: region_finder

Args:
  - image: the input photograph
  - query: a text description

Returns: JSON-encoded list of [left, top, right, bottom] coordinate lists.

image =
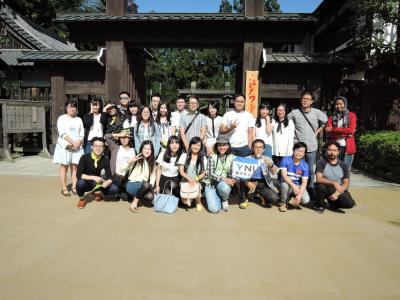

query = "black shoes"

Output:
[[328, 207, 346, 214]]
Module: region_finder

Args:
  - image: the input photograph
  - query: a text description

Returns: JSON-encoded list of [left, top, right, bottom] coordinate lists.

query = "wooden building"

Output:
[[56, 0, 355, 110], [0, 2, 148, 154]]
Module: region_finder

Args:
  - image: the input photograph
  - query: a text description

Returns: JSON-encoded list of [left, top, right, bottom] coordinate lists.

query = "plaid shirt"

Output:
[[205, 153, 235, 186]]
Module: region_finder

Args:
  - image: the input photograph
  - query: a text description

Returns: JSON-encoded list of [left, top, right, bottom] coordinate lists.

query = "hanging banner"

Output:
[[245, 71, 259, 118]]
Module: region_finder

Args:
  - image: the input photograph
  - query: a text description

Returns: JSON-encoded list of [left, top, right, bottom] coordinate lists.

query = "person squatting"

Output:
[[53, 91, 356, 214]]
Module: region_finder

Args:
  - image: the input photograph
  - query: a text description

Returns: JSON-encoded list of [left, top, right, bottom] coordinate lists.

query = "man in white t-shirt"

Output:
[[171, 97, 187, 136], [220, 94, 255, 157]]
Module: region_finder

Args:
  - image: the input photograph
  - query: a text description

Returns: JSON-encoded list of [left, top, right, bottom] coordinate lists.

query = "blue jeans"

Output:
[[205, 181, 232, 213], [231, 145, 251, 157], [84, 142, 92, 154], [126, 181, 143, 198], [344, 154, 354, 171], [305, 151, 317, 188]]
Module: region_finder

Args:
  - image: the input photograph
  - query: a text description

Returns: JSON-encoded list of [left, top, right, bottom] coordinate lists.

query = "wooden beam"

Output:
[[261, 84, 302, 99], [65, 81, 105, 95], [50, 65, 65, 145], [67, 22, 310, 45]]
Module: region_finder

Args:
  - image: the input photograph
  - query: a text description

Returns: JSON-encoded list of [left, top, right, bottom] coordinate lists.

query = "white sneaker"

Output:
[[222, 201, 229, 212]]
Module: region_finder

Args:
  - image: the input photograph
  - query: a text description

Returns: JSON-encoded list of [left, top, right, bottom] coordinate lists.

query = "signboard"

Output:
[[232, 157, 261, 180], [245, 70, 259, 118]]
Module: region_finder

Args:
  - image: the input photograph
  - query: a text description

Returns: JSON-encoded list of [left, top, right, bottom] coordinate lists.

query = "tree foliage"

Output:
[[145, 48, 235, 102], [228, 0, 281, 13], [4, 0, 85, 28], [349, 0, 400, 63]]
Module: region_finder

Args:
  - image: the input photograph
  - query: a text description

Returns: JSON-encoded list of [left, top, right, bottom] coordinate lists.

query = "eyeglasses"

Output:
[[120, 96, 129, 100], [294, 149, 306, 153], [92, 145, 105, 149]]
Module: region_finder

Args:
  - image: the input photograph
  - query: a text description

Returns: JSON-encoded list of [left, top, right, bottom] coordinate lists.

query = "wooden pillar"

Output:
[[105, 0, 128, 103], [106, 0, 127, 15], [106, 41, 128, 103], [242, 0, 264, 94], [245, 0, 264, 16], [50, 65, 65, 147]]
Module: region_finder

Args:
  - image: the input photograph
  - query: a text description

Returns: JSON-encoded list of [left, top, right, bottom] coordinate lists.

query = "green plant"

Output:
[[354, 131, 400, 183]]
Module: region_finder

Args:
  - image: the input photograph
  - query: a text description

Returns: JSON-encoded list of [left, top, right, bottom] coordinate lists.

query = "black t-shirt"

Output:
[[77, 153, 112, 180], [316, 159, 349, 184]]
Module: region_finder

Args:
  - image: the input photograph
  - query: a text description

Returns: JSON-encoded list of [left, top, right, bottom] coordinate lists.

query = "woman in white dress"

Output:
[[205, 101, 222, 156], [53, 100, 84, 196]]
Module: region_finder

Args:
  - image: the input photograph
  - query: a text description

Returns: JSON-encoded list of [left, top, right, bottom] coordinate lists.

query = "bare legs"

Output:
[[59, 163, 78, 194], [59, 164, 69, 192]]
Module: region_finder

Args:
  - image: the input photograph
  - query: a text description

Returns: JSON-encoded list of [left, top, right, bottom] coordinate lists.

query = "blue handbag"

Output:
[[153, 181, 179, 214]]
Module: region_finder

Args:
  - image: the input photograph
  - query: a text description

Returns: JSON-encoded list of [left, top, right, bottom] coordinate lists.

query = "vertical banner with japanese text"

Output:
[[245, 71, 259, 118]]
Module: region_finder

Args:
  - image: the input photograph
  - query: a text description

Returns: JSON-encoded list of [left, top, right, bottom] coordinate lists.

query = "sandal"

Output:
[[129, 205, 139, 213], [288, 198, 300, 208], [61, 189, 71, 197], [71, 188, 78, 195], [279, 204, 287, 212]]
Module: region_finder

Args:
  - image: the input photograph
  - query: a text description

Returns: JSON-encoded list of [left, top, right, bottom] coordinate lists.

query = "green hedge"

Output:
[[354, 131, 400, 183]]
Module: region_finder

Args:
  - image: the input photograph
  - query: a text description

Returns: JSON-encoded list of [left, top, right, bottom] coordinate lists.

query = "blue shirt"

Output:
[[279, 156, 309, 185]]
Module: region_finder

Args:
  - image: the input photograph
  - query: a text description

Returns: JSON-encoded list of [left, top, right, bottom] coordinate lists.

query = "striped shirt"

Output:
[[179, 110, 206, 141]]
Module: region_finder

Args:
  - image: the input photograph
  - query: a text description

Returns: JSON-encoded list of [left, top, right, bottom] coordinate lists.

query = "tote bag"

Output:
[[153, 180, 179, 214]]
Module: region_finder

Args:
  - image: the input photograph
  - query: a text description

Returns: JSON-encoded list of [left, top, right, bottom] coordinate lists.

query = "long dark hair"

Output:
[[156, 102, 171, 124], [136, 140, 155, 176], [163, 135, 183, 164], [184, 137, 205, 174], [127, 99, 140, 116], [136, 105, 156, 136], [274, 103, 289, 128], [255, 102, 271, 128], [89, 97, 103, 112]]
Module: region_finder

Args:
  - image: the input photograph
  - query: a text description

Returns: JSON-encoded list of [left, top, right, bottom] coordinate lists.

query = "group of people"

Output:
[[53, 90, 356, 214]]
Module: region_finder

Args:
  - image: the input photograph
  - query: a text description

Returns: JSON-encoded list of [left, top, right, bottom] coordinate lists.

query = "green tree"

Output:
[[219, 0, 233, 13], [231, 0, 281, 13], [349, 0, 399, 63], [145, 48, 235, 103]]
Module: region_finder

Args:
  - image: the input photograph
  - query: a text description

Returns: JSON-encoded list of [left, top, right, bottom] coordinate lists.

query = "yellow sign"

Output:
[[245, 71, 259, 118]]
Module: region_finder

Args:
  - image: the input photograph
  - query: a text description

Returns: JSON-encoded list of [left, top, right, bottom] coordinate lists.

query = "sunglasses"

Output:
[[120, 96, 129, 100]]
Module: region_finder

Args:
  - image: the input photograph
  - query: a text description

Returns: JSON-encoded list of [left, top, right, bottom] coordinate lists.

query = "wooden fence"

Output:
[[0, 87, 50, 160]]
